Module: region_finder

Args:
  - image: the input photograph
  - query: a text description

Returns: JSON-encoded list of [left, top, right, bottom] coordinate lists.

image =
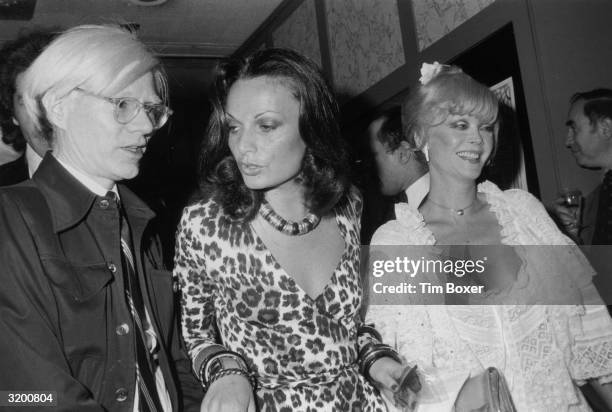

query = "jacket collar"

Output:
[[32, 153, 154, 232], [119, 184, 156, 222]]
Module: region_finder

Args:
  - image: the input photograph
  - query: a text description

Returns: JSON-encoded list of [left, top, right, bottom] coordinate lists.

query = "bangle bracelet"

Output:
[[192, 344, 226, 376], [197, 347, 231, 383], [357, 324, 383, 342], [359, 343, 402, 382], [359, 342, 390, 366], [363, 349, 401, 382], [205, 352, 249, 384], [206, 368, 257, 392], [200, 350, 251, 390], [358, 342, 377, 360]]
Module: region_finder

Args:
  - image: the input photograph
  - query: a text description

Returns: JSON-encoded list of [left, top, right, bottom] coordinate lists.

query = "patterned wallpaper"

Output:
[[272, 0, 322, 67], [325, 0, 405, 97], [412, 0, 496, 51]]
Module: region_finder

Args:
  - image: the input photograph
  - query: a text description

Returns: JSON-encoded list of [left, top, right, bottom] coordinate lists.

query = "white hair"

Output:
[[20, 24, 167, 141]]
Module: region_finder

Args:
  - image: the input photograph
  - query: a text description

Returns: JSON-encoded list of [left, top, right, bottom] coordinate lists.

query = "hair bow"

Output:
[[419, 62, 444, 85]]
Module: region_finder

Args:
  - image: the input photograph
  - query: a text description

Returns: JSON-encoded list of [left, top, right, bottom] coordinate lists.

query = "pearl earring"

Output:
[[422, 144, 429, 162]]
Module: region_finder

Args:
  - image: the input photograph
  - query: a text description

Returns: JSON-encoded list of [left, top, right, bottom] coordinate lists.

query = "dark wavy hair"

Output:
[[374, 106, 403, 152], [0, 29, 56, 149], [198, 48, 351, 221]]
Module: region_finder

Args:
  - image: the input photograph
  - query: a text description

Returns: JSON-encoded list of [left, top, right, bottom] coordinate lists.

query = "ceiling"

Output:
[[0, 0, 282, 57], [0, 0, 283, 99]]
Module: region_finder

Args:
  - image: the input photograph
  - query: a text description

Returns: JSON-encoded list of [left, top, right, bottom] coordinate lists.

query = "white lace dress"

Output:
[[366, 181, 612, 411]]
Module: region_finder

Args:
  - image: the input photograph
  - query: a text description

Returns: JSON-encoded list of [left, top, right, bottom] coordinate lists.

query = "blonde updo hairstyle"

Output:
[[20, 24, 168, 142], [402, 64, 499, 154]]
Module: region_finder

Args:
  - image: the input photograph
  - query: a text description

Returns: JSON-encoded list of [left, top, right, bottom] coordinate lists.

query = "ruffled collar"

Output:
[[393, 180, 518, 245]]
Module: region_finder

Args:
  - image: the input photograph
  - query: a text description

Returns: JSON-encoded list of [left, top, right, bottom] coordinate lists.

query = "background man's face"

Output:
[[566, 99, 607, 168], [368, 117, 406, 196]]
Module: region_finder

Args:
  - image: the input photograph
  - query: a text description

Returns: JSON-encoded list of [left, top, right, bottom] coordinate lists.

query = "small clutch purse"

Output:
[[454, 367, 516, 412]]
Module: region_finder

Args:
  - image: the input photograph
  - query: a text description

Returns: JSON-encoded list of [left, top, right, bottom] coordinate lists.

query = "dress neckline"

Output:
[[249, 203, 351, 303], [396, 181, 513, 246]]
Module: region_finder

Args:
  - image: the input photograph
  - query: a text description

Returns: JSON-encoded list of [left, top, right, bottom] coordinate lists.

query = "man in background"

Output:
[[360, 106, 429, 243], [369, 106, 429, 205], [554, 88, 612, 245], [0, 30, 55, 185]]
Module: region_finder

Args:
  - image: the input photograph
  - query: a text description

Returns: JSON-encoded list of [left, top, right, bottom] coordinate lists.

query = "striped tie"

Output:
[[110, 192, 163, 412]]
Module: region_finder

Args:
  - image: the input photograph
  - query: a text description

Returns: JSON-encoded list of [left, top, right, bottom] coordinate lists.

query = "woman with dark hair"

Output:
[[174, 48, 413, 411]]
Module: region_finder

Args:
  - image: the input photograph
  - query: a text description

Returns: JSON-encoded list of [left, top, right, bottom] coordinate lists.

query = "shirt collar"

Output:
[[32, 153, 148, 233], [25, 145, 44, 178], [54, 155, 119, 198], [405, 172, 430, 207]]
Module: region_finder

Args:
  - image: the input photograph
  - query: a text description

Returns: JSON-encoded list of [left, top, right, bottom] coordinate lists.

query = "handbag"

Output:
[[454, 367, 516, 412]]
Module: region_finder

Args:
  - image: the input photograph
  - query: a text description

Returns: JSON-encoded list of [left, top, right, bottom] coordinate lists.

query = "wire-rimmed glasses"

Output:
[[75, 88, 172, 130]]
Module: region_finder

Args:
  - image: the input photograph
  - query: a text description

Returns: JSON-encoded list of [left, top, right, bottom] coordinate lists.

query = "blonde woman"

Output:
[[366, 63, 612, 411]]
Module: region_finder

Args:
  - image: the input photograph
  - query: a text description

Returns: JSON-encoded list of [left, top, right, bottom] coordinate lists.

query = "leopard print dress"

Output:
[[174, 188, 385, 411]]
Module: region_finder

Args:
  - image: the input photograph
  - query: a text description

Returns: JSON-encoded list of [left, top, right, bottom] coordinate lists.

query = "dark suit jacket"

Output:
[[0, 154, 202, 411], [581, 184, 601, 245], [0, 154, 28, 186]]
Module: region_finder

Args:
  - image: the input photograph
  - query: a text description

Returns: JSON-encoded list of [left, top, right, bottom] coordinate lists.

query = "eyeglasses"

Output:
[[75, 88, 173, 130]]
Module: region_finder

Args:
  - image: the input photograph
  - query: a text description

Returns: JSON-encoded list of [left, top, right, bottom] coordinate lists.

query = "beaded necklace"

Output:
[[258, 200, 320, 235]]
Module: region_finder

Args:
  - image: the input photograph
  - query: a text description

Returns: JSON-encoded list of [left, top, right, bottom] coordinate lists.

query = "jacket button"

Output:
[[108, 263, 117, 273], [116, 323, 130, 336], [115, 387, 128, 402], [99, 199, 110, 209]]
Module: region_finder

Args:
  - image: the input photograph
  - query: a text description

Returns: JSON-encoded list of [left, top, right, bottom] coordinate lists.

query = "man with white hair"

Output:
[[0, 25, 202, 411]]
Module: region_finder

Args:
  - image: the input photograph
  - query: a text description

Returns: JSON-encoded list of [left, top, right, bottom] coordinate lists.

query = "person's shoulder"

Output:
[[371, 203, 426, 245], [0, 181, 46, 238], [503, 187, 542, 207], [480, 180, 543, 210], [331, 185, 362, 220], [0, 155, 28, 187], [371, 220, 405, 245], [0, 179, 41, 206], [180, 195, 225, 224]]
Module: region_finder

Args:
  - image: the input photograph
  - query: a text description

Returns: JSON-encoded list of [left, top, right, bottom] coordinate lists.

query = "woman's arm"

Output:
[[173, 207, 221, 374], [173, 205, 255, 412]]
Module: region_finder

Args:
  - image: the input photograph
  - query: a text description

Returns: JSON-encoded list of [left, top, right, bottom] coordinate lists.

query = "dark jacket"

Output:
[[0, 153, 28, 186], [580, 184, 600, 245], [0, 154, 202, 411]]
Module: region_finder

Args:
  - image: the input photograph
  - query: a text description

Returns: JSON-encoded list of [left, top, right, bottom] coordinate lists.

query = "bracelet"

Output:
[[207, 368, 250, 388], [362, 349, 401, 382], [358, 341, 377, 360], [199, 350, 252, 391], [196, 346, 229, 382], [204, 352, 250, 383], [357, 323, 383, 342], [359, 343, 402, 382], [206, 368, 258, 392]]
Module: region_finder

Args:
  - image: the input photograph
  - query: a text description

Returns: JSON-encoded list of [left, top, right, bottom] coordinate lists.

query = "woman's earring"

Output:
[[422, 144, 430, 162]]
